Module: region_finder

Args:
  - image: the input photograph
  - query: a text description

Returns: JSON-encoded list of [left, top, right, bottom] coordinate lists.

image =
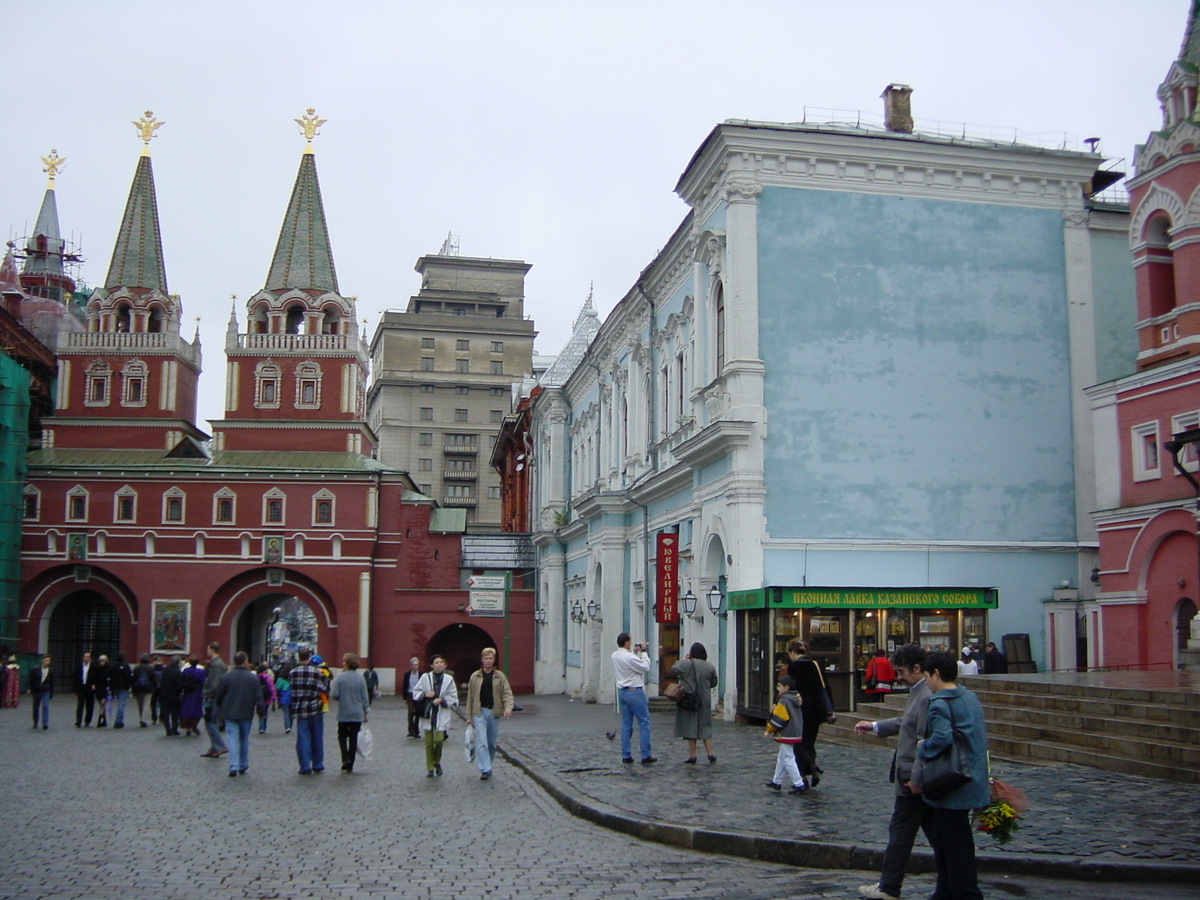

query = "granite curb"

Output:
[[498, 741, 1200, 885]]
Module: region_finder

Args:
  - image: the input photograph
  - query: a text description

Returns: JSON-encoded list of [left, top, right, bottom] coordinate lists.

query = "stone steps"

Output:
[[824, 675, 1200, 784]]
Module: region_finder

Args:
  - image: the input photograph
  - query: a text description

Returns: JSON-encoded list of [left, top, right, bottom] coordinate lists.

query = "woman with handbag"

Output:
[[909, 651, 990, 900], [670, 643, 719, 764], [785, 641, 833, 788]]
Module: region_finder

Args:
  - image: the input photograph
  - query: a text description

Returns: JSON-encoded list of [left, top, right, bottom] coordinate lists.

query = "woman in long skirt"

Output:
[[179, 657, 206, 736]]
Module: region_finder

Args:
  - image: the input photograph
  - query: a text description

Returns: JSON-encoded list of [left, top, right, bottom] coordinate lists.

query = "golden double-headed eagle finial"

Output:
[[133, 111, 164, 153], [295, 108, 327, 150], [41, 149, 65, 185]]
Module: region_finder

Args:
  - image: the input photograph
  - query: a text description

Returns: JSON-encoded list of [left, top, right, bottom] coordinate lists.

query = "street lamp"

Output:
[[1165, 427, 1200, 617], [570, 599, 585, 623], [264, 606, 282, 663], [587, 598, 602, 622], [706, 584, 727, 618], [534, 607, 546, 624], [680, 589, 703, 624]]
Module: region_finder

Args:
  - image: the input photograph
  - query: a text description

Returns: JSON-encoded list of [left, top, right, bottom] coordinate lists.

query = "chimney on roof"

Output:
[[882, 83, 914, 134]]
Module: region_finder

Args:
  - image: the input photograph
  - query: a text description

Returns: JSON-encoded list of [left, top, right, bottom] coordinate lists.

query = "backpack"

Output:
[[259, 674, 272, 704], [134, 666, 151, 691]]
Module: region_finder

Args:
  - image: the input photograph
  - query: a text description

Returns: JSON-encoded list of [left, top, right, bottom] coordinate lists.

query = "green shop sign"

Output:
[[771, 588, 997, 609], [728, 589, 767, 611]]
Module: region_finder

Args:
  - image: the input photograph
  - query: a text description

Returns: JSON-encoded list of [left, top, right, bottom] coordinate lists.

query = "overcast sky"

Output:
[[1, 0, 1186, 426]]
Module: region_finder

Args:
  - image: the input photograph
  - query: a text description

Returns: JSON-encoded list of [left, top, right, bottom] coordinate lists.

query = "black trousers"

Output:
[[879, 792, 933, 895], [160, 697, 181, 735], [926, 806, 982, 900], [405, 701, 419, 736], [337, 721, 362, 767], [75, 691, 94, 725]]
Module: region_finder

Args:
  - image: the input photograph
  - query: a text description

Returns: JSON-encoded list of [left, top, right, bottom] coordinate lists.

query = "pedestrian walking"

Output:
[[2, 656, 18, 708], [158, 655, 183, 736], [763, 675, 807, 794], [332, 653, 371, 773], [200, 643, 228, 758], [74, 651, 96, 727], [785, 641, 831, 787], [150, 654, 166, 724], [93, 655, 111, 727], [275, 669, 293, 733], [957, 647, 979, 677], [29, 655, 53, 729], [413, 655, 458, 777], [290, 648, 328, 775], [982, 641, 1008, 675], [611, 633, 655, 765], [854, 643, 933, 900], [465, 647, 514, 781], [108, 651, 133, 728], [910, 651, 990, 900], [670, 642, 718, 764], [215, 651, 260, 777], [362, 663, 379, 706], [131, 653, 156, 727], [255, 664, 276, 734], [179, 656, 205, 736], [401, 657, 422, 738]]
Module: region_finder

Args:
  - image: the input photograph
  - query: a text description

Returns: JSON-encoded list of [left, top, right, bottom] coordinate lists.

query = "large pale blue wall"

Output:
[[757, 187, 1076, 543], [1090, 229, 1137, 385]]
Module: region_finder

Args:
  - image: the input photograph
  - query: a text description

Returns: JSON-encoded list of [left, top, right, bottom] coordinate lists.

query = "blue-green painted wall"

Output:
[[1090, 229, 1138, 385], [758, 187, 1076, 543]]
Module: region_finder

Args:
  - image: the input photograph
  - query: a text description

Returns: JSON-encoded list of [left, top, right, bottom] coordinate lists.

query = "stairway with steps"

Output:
[[824, 673, 1200, 784]]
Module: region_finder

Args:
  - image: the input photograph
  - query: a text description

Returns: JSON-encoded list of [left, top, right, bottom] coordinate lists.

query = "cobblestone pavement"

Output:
[[501, 697, 1200, 867], [0, 696, 1195, 900]]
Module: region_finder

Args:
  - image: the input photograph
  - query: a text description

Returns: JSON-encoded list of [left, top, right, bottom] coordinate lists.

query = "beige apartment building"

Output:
[[367, 251, 535, 529]]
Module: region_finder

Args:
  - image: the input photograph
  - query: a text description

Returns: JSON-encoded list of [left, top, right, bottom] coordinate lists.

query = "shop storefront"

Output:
[[732, 586, 998, 719]]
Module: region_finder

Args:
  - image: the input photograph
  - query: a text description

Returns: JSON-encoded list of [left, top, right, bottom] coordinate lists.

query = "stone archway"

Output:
[[232, 594, 319, 667], [426, 622, 498, 690], [1177, 598, 1198, 669], [47, 590, 120, 689]]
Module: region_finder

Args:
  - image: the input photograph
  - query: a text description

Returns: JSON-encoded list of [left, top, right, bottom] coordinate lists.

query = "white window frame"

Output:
[[1131, 421, 1162, 482], [262, 488, 286, 525], [23, 485, 40, 522], [311, 489, 335, 527], [121, 359, 148, 408], [114, 486, 137, 523], [294, 361, 323, 410], [66, 486, 89, 522], [162, 487, 186, 524], [213, 488, 236, 525], [255, 361, 282, 409], [84, 362, 112, 408]]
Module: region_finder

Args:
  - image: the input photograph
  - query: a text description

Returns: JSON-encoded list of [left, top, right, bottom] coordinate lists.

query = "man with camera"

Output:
[[611, 633, 656, 765]]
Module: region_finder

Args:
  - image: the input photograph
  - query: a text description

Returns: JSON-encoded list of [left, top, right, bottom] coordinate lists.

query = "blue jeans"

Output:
[[204, 704, 227, 754], [225, 718, 252, 772], [617, 687, 652, 760], [33, 692, 50, 727], [113, 690, 129, 726], [473, 708, 499, 773], [258, 706, 269, 733], [281, 704, 293, 731], [295, 714, 324, 773]]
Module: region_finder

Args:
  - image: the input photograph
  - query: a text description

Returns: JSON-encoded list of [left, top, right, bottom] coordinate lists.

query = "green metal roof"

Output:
[[27, 447, 400, 474], [1184, 0, 1200, 68], [105, 155, 168, 292], [265, 152, 339, 294]]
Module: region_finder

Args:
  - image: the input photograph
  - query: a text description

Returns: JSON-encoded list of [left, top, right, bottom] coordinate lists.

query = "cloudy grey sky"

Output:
[[1, 0, 1186, 425]]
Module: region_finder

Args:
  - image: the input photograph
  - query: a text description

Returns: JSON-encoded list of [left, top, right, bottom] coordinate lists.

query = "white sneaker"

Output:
[[858, 884, 899, 900]]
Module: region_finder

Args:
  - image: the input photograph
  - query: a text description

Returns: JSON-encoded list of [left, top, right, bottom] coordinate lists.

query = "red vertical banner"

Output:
[[656, 532, 678, 624]]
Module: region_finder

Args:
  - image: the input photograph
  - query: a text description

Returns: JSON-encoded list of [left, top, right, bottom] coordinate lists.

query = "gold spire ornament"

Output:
[[41, 149, 65, 187], [133, 111, 164, 155], [295, 107, 327, 153]]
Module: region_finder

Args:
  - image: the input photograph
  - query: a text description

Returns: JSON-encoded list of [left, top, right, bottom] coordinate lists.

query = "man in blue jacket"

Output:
[[910, 651, 990, 900]]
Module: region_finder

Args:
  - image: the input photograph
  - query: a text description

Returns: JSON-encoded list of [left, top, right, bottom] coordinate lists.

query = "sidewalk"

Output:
[[497, 694, 1200, 885]]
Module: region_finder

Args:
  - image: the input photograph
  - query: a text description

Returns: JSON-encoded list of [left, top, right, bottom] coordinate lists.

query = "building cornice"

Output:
[[671, 419, 756, 470], [1085, 354, 1200, 401], [761, 538, 1096, 553]]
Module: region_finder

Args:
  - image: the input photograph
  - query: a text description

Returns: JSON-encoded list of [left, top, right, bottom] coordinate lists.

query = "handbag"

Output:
[[814, 663, 837, 723], [356, 725, 373, 760], [917, 699, 973, 799], [665, 660, 701, 711], [463, 722, 476, 762]]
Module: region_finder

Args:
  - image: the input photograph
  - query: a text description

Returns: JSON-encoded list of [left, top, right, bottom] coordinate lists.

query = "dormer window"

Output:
[[255, 361, 282, 409], [121, 360, 148, 408]]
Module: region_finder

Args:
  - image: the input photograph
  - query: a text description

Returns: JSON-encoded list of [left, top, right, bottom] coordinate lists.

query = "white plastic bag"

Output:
[[463, 722, 476, 762], [357, 725, 373, 760]]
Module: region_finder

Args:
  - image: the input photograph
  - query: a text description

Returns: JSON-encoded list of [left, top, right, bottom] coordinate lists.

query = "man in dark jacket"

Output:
[[29, 655, 53, 729], [73, 651, 95, 727], [215, 651, 260, 776], [982, 641, 1008, 674], [157, 655, 183, 736]]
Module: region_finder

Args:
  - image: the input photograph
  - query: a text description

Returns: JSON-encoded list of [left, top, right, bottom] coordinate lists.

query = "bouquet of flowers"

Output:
[[975, 778, 1029, 844]]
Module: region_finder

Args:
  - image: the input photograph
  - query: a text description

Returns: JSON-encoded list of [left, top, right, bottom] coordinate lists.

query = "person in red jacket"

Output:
[[863, 648, 896, 698]]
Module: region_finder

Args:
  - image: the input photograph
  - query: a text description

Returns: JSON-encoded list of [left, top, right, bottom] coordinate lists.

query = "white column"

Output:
[[358, 571, 371, 659]]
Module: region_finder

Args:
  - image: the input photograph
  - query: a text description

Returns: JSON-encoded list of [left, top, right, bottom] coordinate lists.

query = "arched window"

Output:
[[114, 486, 137, 523], [147, 306, 166, 334], [121, 360, 148, 407], [115, 303, 132, 333], [285, 304, 305, 335], [161, 487, 185, 524], [321, 305, 342, 335], [250, 302, 269, 335], [255, 361, 282, 409], [714, 281, 726, 374], [1144, 213, 1177, 318]]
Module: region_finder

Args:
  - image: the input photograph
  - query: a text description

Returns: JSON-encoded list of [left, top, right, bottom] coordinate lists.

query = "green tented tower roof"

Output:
[[105, 154, 168, 292], [264, 151, 339, 294]]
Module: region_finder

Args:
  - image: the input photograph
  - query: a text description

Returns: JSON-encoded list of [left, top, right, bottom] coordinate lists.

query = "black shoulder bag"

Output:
[[919, 698, 973, 799]]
